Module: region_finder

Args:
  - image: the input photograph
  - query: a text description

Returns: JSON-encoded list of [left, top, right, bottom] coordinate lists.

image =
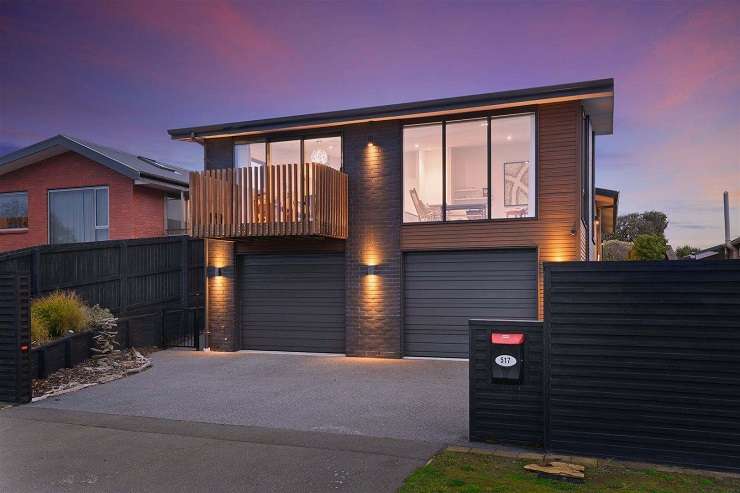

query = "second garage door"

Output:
[[404, 249, 538, 358], [240, 253, 345, 353]]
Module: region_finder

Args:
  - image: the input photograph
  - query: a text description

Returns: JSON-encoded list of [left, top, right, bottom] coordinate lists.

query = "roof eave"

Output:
[[168, 78, 614, 140]]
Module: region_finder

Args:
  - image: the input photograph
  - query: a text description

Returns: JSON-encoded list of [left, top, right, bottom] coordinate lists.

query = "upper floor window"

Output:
[[403, 113, 535, 223], [0, 192, 28, 230], [235, 136, 343, 171], [235, 142, 267, 168], [49, 186, 108, 244], [304, 136, 342, 170]]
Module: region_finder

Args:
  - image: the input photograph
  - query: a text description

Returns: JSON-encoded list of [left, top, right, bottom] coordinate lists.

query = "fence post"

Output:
[[180, 236, 188, 309], [542, 264, 552, 453], [160, 308, 167, 349], [31, 248, 41, 296], [119, 241, 128, 316]]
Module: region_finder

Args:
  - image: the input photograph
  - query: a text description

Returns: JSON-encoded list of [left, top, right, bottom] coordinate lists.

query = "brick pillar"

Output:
[[344, 122, 402, 358], [206, 239, 238, 351]]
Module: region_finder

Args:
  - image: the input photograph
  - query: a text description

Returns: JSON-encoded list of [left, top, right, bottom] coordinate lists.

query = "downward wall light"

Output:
[[207, 265, 234, 278]]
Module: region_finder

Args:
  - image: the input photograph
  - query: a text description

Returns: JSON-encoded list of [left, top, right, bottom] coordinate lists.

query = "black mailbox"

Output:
[[491, 332, 525, 384]]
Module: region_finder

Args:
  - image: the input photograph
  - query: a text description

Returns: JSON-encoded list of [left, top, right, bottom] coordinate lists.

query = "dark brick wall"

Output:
[[204, 138, 234, 170], [343, 122, 402, 358], [206, 239, 238, 351]]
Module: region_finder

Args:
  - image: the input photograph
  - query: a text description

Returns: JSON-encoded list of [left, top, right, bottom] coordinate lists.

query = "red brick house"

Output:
[[0, 135, 189, 253]]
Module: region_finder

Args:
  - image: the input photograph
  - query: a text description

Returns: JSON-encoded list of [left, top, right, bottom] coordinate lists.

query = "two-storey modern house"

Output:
[[169, 79, 617, 358]]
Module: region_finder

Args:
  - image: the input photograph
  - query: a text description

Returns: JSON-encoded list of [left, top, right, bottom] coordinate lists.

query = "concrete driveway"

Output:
[[0, 351, 467, 492], [31, 350, 469, 442]]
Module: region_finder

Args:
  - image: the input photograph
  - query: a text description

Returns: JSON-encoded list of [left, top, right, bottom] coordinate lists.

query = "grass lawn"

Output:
[[399, 451, 740, 493]]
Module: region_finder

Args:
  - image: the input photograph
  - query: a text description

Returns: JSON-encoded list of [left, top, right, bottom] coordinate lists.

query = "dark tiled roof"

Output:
[[0, 135, 189, 188]]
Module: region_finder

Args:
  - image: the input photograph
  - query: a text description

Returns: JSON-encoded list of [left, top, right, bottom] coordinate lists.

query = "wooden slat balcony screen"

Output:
[[188, 163, 348, 239]]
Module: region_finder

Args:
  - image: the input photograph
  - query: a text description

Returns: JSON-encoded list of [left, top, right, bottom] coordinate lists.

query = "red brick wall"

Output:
[[0, 151, 166, 252], [132, 186, 165, 237]]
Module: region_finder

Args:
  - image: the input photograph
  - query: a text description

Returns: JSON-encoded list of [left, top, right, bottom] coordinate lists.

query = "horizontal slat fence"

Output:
[[189, 163, 348, 239], [0, 274, 31, 403], [544, 260, 740, 472]]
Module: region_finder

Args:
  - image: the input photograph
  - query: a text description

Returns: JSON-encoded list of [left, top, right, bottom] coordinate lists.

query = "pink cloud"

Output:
[[624, 3, 740, 115]]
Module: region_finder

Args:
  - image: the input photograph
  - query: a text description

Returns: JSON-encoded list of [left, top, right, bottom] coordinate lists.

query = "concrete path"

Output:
[[32, 350, 469, 442], [0, 406, 442, 493]]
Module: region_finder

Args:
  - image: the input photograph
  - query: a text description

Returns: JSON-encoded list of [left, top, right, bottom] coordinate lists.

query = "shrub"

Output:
[[30, 291, 89, 341], [31, 314, 51, 345], [602, 240, 633, 261], [629, 234, 668, 261], [84, 304, 118, 332]]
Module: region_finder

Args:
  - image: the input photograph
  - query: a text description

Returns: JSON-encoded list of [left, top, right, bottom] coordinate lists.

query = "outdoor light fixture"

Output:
[[207, 265, 233, 278], [366, 265, 377, 275], [367, 134, 374, 146]]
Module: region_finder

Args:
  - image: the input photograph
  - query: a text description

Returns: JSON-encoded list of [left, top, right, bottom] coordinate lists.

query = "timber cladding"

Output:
[[401, 102, 582, 319], [544, 260, 740, 472], [0, 274, 31, 403]]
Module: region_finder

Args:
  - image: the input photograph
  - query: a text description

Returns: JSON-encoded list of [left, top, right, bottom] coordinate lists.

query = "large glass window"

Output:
[[269, 140, 301, 165], [49, 187, 109, 244], [403, 113, 535, 223], [235, 142, 266, 167], [446, 119, 488, 221], [0, 192, 28, 229], [403, 123, 442, 222], [491, 114, 535, 219], [304, 136, 342, 170]]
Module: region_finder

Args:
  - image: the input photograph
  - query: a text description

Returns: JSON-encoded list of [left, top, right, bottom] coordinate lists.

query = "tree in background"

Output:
[[602, 240, 633, 261], [607, 211, 669, 242], [676, 245, 700, 258], [629, 234, 668, 260]]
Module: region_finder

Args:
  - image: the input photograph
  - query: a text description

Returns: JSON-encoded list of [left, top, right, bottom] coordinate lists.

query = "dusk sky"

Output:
[[2, 0, 738, 248]]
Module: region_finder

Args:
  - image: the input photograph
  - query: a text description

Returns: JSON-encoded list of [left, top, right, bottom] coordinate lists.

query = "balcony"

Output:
[[188, 163, 348, 239]]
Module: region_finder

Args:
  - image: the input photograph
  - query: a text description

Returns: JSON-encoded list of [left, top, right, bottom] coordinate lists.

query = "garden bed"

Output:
[[32, 347, 156, 401]]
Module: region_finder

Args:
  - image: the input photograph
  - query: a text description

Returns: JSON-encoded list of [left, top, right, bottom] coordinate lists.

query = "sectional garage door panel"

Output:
[[404, 250, 537, 358], [240, 254, 345, 353]]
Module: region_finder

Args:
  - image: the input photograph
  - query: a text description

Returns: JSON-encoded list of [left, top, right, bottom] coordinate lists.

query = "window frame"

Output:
[[164, 192, 187, 236], [47, 185, 109, 244], [0, 191, 29, 231], [234, 131, 344, 171], [402, 109, 538, 225]]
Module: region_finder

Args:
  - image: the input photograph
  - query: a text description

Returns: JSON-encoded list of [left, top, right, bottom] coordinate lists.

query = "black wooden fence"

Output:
[[0, 236, 204, 315], [544, 260, 740, 472], [0, 236, 205, 400], [469, 260, 740, 472], [0, 274, 31, 403]]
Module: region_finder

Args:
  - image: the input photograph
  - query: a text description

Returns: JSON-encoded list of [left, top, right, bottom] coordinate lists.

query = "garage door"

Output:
[[404, 249, 537, 358], [240, 253, 345, 353]]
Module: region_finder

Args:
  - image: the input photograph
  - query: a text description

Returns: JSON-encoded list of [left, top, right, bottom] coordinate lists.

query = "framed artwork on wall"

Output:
[[504, 161, 529, 207]]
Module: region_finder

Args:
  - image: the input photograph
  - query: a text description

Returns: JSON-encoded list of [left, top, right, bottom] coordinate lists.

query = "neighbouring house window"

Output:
[[403, 123, 443, 222], [235, 142, 267, 167], [269, 140, 301, 165], [0, 191, 28, 229], [304, 136, 342, 170], [48, 187, 109, 244], [403, 113, 536, 223], [446, 119, 488, 221], [491, 113, 536, 219], [165, 195, 186, 235]]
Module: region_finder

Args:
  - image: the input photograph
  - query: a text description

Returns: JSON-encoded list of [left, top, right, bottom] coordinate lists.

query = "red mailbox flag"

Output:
[[491, 333, 525, 345]]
